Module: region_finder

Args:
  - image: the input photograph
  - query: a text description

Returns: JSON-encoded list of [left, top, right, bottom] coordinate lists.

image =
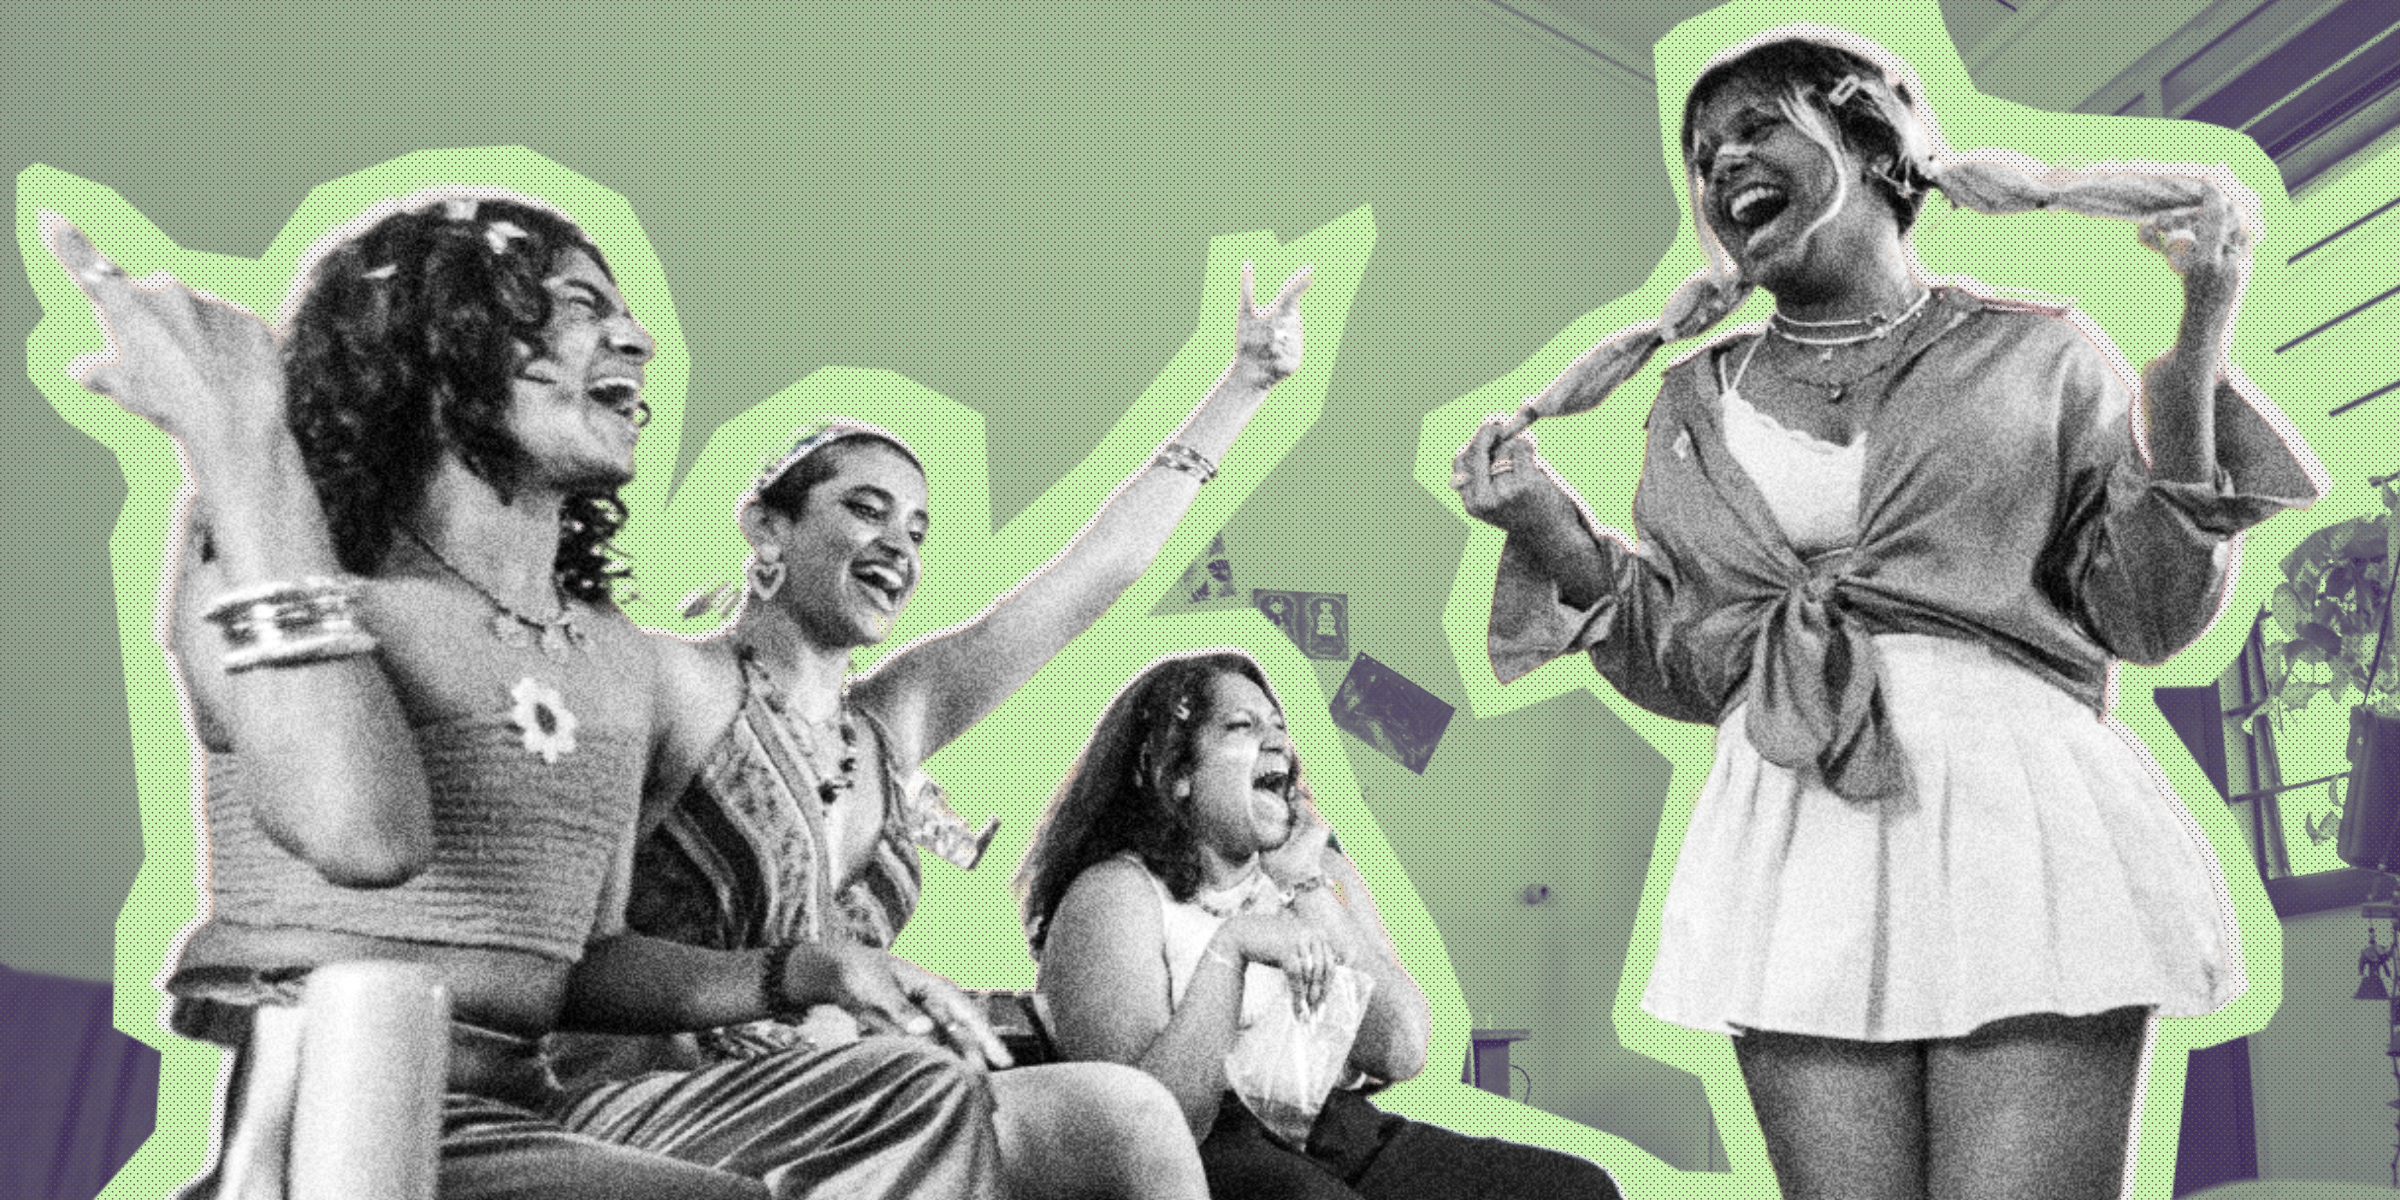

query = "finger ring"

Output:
[[79, 263, 124, 284], [1490, 458, 1516, 474]]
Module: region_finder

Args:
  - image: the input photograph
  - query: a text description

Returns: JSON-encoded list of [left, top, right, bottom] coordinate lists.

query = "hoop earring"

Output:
[[749, 550, 787, 602]]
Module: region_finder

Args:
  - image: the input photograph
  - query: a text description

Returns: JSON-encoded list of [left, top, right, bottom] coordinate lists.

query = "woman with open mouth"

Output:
[[569, 266, 1313, 1200], [1452, 32, 2316, 1200]]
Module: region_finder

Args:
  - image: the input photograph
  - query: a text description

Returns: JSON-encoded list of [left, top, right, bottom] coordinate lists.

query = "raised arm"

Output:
[[47, 220, 430, 886], [1931, 161, 2283, 485], [855, 264, 1308, 768]]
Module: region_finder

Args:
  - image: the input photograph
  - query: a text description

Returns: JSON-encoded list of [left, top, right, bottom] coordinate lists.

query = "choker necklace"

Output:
[[741, 646, 860, 806], [1771, 289, 1933, 357], [1193, 863, 1272, 918], [403, 528, 589, 660]]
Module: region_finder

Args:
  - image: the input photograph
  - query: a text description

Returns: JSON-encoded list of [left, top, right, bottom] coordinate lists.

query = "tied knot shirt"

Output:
[[1490, 288, 2316, 803]]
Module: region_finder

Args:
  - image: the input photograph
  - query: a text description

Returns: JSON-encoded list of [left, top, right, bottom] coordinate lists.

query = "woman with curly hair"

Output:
[[1452, 33, 2316, 1199], [1018, 652, 1623, 1200], [49, 195, 1007, 1199]]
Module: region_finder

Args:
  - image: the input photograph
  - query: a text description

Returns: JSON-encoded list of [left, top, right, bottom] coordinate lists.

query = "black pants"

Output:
[[1199, 1089, 1623, 1200]]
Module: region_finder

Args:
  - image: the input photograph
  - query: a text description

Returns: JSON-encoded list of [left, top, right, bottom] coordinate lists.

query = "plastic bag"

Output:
[[1222, 962, 1376, 1146]]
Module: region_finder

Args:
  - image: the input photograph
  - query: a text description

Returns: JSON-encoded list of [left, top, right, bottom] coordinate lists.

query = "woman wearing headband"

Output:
[[1452, 35, 2313, 1200], [575, 265, 1312, 1199], [51, 196, 1013, 1199]]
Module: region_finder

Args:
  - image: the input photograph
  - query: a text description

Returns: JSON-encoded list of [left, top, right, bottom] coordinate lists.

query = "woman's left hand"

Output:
[[1234, 261, 1310, 384], [1262, 815, 1334, 895], [2139, 179, 2249, 323]]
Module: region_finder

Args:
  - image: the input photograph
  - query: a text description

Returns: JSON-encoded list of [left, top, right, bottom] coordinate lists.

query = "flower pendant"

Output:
[[510, 676, 579, 764]]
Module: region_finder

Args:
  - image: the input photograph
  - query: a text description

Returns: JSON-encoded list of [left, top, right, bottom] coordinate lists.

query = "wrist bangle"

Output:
[[204, 575, 379, 673], [1152, 440, 1219, 484], [762, 942, 803, 1015], [1287, 875, 1329, 899]]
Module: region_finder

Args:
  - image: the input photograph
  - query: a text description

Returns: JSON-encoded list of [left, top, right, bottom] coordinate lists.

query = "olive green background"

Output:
[[7, 2, 2394, 1197]]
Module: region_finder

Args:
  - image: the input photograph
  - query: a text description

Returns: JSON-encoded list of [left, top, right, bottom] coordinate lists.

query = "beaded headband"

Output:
[[747, 420, 923, 510]]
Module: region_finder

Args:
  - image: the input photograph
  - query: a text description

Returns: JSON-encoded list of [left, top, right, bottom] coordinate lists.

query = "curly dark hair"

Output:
[[1017, 651, 1304, 954], [283, 197, 629, 602], [1682, 37, 1934, 233]]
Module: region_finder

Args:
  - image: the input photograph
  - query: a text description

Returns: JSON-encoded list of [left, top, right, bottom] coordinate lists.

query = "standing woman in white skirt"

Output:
[[1453, 35, 2316, 1200]]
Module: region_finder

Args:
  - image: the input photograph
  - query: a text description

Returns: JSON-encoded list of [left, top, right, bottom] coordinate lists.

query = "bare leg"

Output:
[[1732, 1028, 1928, 1200], [1925, 1008, 2147, 1200], [990, 1063, 1208, 1200]]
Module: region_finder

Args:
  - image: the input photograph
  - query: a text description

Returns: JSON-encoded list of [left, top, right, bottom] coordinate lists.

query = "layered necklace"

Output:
[[1732, 287, 1938, 405], [741, 645, 861, 807], [403, 528, 589, 660], [1769, 288, 1932, 358]]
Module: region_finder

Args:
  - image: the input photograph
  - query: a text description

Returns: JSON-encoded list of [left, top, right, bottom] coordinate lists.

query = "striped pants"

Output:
[[181, 1019, 1002, 1200]]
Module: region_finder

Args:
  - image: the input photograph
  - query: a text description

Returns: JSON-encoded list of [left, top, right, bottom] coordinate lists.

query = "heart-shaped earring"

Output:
[[749, 548, 788, 602]]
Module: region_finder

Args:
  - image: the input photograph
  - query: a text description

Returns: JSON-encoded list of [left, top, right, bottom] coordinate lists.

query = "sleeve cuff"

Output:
[[1489, 528, 1616, 683]]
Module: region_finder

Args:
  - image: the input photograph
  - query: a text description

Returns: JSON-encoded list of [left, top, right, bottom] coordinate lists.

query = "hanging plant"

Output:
[[2251, 481, 2400, 849]]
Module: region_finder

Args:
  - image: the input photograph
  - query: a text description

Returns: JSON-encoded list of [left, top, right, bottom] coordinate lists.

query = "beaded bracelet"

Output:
[[1152, 440, 1219, 484], [202, 576, 379, 673]]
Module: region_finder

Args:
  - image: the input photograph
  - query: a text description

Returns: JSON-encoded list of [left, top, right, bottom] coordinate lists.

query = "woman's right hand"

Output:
[[1221, 910, 1343, 1013], [44, 217, 287, 476], [791, 941, 1013, 1072], [1452, 419, 1569, 541], [1232, 260, 1310, 385]]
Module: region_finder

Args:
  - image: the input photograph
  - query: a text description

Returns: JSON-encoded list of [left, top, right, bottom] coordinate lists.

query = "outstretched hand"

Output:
[[1234, 261, 1310, 384], [43, 216, 286, 470]]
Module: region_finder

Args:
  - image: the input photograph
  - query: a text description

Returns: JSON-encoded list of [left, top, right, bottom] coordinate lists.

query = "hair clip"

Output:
[[1827, 74, 1864, 107], [444, 198, 480, 222], [483, 220, 528, 254], [362, 263, 398, 281]]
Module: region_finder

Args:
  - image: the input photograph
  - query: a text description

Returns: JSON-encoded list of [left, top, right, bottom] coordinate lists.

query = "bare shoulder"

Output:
[[653, 634, 740, 718], [1048, 858, 1163, 954], [648, 634, 745, 785]]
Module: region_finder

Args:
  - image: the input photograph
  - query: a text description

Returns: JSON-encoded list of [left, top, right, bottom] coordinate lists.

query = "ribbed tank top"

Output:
[[201, 712, 645, 962]]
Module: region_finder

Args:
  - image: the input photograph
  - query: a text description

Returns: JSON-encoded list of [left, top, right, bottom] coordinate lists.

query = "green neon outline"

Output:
[[1410, 2, 2383, 1196], [21, 150, 1656, 1198]]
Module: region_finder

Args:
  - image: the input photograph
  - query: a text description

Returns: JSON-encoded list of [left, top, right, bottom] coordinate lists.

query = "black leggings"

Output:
[[1197, 1089, 1622, 1200]]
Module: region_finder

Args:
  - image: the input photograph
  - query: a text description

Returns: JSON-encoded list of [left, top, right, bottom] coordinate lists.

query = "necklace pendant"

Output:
[[1819, 347, 1836, 363], [540, 623, 574, 661], [1829, 386, 1846, 404], [492, 613, 533, 649]]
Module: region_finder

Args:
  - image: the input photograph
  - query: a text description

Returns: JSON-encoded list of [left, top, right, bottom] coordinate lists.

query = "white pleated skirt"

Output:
[[1641, 634, 2244, 1042]]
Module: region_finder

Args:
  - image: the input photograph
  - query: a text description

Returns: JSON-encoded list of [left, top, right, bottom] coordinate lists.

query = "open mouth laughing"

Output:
[[1720, 182, 1792, 251], [850, 559, 910, 614], [585, 376, 644, 426]]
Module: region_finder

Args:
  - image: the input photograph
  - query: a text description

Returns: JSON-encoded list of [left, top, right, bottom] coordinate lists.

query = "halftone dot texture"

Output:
[[1411, 2, 2383, 1195], [9, 2, 2397, 1197]]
